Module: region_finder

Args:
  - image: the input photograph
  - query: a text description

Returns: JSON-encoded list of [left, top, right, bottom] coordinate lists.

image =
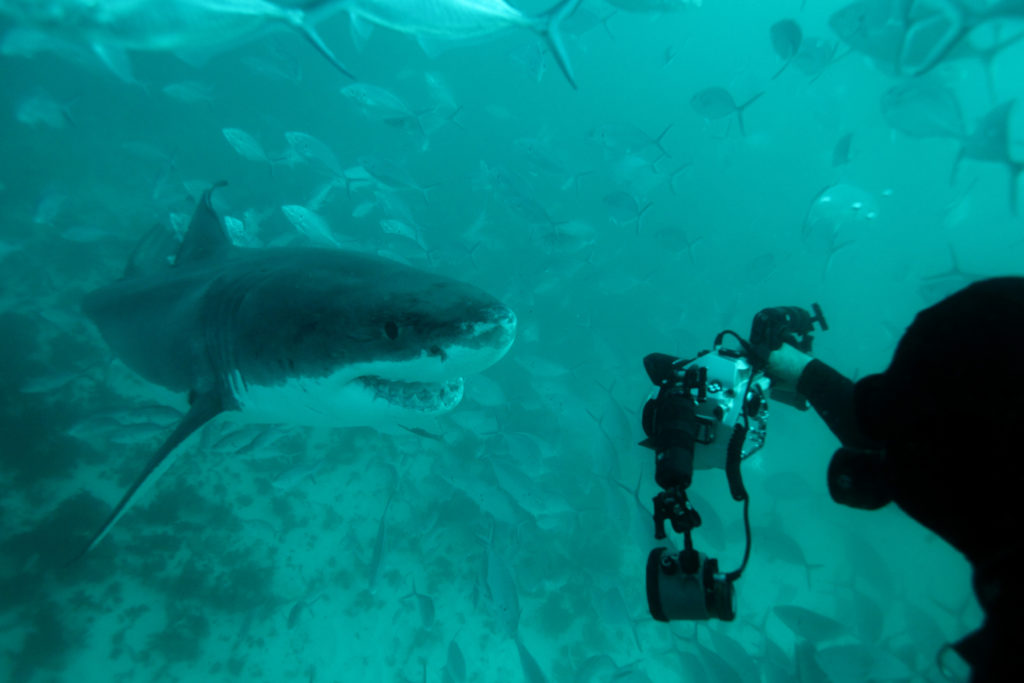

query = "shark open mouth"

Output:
[[356, 376, 465, 413]]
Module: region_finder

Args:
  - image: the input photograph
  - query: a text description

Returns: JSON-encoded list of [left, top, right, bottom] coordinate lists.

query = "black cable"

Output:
[[726, 384, 754, 580], [727, 496, 752, 582]]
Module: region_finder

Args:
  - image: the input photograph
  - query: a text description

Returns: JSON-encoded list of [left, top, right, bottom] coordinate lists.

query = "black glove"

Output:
[[749, 304, 827, 369]]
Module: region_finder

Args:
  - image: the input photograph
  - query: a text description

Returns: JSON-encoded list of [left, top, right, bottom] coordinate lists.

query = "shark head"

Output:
[[222, 250, 517, 425]]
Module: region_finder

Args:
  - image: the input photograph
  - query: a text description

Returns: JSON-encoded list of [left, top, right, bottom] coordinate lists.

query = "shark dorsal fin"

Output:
[[175, 181, 232, 266]]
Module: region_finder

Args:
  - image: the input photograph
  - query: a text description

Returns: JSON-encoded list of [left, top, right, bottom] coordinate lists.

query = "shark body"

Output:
[[77, 183, 515, 557]]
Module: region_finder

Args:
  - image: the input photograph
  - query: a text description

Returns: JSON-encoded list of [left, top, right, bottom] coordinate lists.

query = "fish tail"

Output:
[[445, 105, 466, 129], [637, 201, 653, 236], [283, 10, 357, 81], [531, 0, 584, 90], [735, 93, 763, 137], [900, 1, 973, 76], [739, 91, 765, 111], [668, 162, 691, 195], [653, 123, 674, 157], [771, 60, 790, 80], [421, 181, 443, 203]]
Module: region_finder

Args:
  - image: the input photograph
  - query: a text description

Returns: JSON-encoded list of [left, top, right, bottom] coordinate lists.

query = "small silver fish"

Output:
[[287, 593, 323, 629], [285, 131, 344, 176], [161, 81, 213, 105], [485, 544, 520, 638], [603, 190, 651, 234], [272, 458, 328, 491], [691, 87, 764, 135], [341, 82, 416, 121], [368, 490, 394, 592], [16, 91, 72, 128], [281, 204, 341, 248], [770, 19, 802, 78], [401, 580, 436, 628], [222, 127, 269, 163], [444, 636, 466, 683], [380, 218, 428, 251]]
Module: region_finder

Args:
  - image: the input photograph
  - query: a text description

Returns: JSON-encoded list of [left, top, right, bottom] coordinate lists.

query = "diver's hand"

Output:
[[749, 305, 823, 368], [765, 343, 813, 387]]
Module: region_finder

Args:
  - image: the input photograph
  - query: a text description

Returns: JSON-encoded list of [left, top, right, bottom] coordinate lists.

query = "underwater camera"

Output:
[[640, 304, 827, 621]]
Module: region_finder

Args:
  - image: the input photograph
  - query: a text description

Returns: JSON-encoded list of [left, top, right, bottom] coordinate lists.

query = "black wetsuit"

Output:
[[796, 359, 878, 450], [796, 359, 1020, 683]]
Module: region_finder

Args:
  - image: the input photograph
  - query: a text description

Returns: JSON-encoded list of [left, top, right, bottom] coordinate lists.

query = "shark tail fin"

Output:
[[530, 0, 584, 90], [68, 392, 223, 563]]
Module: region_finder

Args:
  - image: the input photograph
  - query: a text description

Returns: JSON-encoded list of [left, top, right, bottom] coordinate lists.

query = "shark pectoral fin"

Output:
[[70, 392, 223, 562]]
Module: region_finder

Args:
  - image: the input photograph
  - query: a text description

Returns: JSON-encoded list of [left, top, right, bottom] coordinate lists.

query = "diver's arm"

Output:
[[767, 344, 877, 449]]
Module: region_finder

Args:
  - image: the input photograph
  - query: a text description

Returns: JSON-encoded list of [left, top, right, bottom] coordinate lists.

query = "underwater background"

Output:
[[0, 0, 1015, 681]]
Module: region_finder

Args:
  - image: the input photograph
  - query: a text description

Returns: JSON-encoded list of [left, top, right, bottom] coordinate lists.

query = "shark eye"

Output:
[[384, 321, 399, 340]]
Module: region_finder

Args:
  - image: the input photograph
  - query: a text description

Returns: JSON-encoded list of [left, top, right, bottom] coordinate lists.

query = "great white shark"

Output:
[[76, 182, 516, 557]]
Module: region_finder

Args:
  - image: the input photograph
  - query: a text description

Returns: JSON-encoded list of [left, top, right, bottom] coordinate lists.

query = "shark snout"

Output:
[[485, 305, 517, 331], [479, 305, 517, 349]]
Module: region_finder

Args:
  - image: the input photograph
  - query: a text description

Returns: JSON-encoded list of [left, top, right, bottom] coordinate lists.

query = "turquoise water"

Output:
[[0, 1, 1010, 681]]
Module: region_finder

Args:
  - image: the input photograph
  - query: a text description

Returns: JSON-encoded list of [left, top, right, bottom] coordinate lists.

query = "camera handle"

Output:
[[653, 486, 701, 540]]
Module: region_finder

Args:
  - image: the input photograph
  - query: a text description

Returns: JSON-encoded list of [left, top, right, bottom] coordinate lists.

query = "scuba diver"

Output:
[[639, 277, 1021, 682], [756, 277, 1023, 682]]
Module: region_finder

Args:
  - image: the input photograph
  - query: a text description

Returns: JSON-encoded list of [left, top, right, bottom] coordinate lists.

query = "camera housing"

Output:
[[639, 304, 826, 623], [647, 546, 736, 621], [640, 347, 765, 623], [642, 349, 770, 474]]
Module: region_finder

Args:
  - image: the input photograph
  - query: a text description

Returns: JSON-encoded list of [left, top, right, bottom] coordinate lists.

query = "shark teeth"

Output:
[[358, 376, 464, 413]]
